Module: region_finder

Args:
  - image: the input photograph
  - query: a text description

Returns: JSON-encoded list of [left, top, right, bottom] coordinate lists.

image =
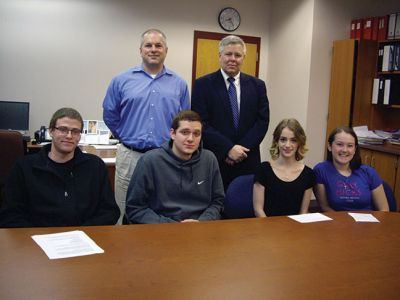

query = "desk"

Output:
[[0, 212, 399, 299], [82, 146, 116, 192], [27, 143, 116, 191]]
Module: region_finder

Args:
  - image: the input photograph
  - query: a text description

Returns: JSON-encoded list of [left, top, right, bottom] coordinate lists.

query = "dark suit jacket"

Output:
[[191, 70, 269, 188]]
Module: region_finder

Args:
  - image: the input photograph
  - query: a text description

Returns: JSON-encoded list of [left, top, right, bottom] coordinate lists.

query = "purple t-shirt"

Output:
[[313, 161, 382, 211]]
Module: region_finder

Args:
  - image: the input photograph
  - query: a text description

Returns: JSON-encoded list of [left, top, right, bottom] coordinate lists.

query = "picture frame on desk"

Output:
[[80, 120, 111, 145], [87, 120, 98, 134]]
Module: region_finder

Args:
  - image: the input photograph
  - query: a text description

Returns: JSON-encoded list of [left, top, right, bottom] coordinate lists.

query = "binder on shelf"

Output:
[[377, 44, 384, 71], [378, 79, 385, 105], [382, 45, 394, 72], [377, 15, 389, 41], [388, 13, 397, 39], [393, 45, 400, 71], [371, 17, 379, 40], [372, 78, 379, 104], [383, 78, 400, 105], [390, 78, 400, 105], [350, 19, 357, 38], [389, 45, 395, 71], [395, 12, 400, 39], [362, 17, 377, 40], [355, 19, 363, 39], [384, 79, 390, 105]]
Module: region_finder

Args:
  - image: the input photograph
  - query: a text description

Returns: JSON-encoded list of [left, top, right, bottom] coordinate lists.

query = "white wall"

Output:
[[1, 0, 399, 167], [306, 0, 400, 167], [264, 0, 314, 161], [0, 0, 270, 134]]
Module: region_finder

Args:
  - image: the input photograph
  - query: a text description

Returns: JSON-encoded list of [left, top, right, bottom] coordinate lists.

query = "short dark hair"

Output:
[[327, 126, 361, 170], [269, 118, 308, 161], [49, 107, 83, 131], [171, 110, 202, 131]]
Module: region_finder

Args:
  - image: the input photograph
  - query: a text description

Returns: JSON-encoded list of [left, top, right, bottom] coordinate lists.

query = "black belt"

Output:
[[122, 143, 156, 153]]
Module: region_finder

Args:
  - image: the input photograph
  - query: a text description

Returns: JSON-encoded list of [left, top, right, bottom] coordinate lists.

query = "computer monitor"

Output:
[[0, 100, 30, 132]]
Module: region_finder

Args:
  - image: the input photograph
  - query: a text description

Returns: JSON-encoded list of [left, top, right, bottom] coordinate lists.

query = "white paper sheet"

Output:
[[348, 213, 380, 222], [31, 230, 104, 259], [288, 213, 333, 223], [102, 157, 116, 164], [92, 145, 118, 150], [353, 125, 383, 139]]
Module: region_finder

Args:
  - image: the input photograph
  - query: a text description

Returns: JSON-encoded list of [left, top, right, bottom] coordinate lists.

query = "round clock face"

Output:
[[218, 7, 241, 32]]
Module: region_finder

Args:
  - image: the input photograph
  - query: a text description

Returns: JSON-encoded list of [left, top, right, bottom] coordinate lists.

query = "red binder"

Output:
[[371, 17, 379, 40], [362, 17, 374, 39], [350, 19, 357, 38], [378, 15, 389, 41], [355, 19, 363, 39]]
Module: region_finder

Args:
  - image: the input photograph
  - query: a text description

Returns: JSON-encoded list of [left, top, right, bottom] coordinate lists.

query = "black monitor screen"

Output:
[[0, 101, 30, 131]]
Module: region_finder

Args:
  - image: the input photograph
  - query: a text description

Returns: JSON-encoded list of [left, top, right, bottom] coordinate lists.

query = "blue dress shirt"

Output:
[[103, 65, 190, 149]]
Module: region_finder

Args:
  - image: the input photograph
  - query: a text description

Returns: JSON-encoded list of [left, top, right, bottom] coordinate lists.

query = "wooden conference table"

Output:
[[0, 211, 399, 299]]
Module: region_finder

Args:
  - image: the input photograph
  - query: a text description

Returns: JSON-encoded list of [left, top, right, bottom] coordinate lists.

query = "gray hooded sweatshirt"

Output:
[[126, 141, 224, 223]]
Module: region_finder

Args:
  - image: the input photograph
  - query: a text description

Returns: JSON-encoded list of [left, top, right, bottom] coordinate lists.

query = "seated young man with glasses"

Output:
[[0, 107, 120, 227], [125, 110, 224, 224]]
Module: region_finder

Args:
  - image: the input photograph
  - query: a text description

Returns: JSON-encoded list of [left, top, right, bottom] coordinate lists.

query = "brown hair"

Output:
[[269, 118, 308, 161], [171, 110, 202, 131], [327, 126, 361, 170], [49, 107, 83, 131]]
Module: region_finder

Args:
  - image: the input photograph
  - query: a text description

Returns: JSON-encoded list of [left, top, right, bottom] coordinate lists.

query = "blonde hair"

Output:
[[219, 35, 246, 55]]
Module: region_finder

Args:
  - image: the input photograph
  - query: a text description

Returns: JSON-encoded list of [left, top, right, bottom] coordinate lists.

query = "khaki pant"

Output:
[[114, 144, 144, 224]]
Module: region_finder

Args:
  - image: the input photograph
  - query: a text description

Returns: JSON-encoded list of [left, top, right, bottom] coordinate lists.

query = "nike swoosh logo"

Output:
[[197, 180, 205, 185]]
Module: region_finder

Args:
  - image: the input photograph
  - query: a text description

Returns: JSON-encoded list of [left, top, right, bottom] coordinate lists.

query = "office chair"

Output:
[[0, 130, 25, 204], [382, 181, 397, 212], [224, 174, 255, 219]]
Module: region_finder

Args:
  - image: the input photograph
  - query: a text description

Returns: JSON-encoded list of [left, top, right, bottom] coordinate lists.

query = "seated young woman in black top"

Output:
[[253, 118, 315, 217]]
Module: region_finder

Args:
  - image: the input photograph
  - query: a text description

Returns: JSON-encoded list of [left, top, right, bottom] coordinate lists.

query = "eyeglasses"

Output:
[[54, 126, 81, 136]]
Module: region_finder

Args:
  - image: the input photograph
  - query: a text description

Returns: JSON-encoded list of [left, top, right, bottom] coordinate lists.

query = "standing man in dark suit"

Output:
[[191, 35, 269, 190]]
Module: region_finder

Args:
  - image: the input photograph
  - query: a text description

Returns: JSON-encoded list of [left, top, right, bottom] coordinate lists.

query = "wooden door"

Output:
[[326, 39, 356, 146]]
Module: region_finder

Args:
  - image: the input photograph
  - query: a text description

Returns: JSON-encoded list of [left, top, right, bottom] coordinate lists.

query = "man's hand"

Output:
[[227, 145, 250, 163], [225, 157, 236, 166]]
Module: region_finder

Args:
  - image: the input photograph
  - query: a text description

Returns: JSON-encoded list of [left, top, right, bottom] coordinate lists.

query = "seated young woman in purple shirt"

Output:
[[253, 119, 315, 217], [313, 126, 388, 212]]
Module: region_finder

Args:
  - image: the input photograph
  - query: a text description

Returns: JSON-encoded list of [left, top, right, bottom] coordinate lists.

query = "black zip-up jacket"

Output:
[[0, 144, 119, 227]]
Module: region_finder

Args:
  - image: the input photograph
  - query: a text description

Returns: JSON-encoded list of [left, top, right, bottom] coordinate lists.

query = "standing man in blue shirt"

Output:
[[103, 29, 190, 223]]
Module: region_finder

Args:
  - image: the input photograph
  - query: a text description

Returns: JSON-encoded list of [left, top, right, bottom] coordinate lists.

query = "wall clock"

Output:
[[218, 7, 241, 32]]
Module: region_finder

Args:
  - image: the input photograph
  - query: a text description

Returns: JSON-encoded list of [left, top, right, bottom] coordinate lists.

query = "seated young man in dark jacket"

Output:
[[125, 110, 224, 224], [0, 107, 120, 227]]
